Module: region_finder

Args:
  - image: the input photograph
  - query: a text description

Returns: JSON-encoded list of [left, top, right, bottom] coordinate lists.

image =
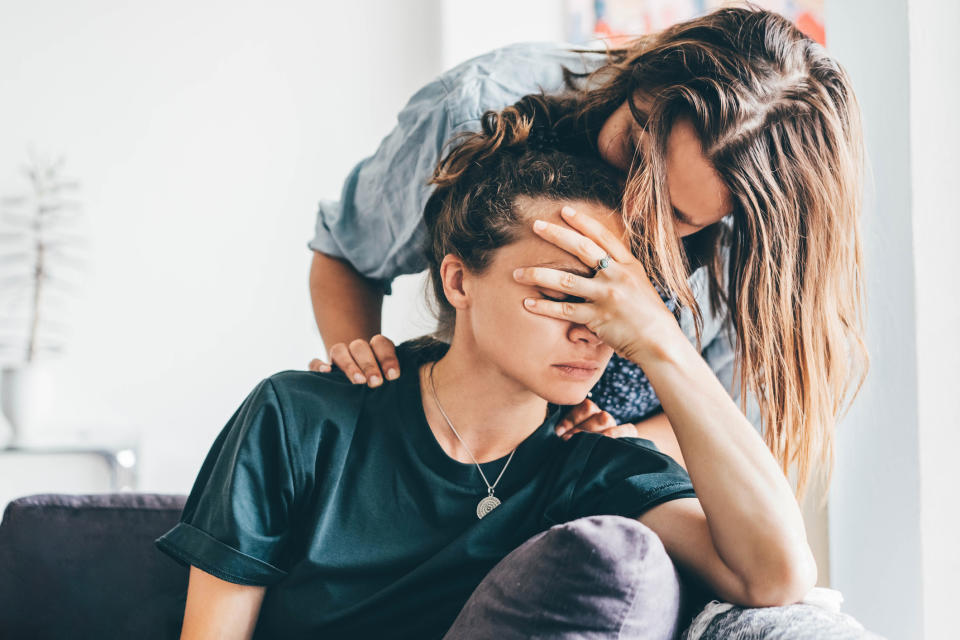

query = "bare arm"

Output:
[[515, 210, 816, 607], [180, 566, 267, 640], [308, 251, 401, 384], [309, 250, 384, 352], [636, 332, 817, 607]]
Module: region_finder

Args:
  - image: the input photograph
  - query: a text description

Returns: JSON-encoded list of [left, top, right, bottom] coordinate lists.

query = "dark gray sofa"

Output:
[[0, 493, 883, 639], [0, 493, 189, 639]]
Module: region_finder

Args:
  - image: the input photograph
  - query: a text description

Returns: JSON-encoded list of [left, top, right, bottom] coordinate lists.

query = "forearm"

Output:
[[309, 251, 384, 353], [636, 328, 815, 596]]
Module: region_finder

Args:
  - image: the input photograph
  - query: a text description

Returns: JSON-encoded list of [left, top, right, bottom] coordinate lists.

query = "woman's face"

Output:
[[596, 94, 733, 237], [457, 198, 618, 406]]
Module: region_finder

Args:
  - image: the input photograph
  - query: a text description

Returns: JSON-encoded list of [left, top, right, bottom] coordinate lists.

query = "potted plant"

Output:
[[0, 154, 84, 446]]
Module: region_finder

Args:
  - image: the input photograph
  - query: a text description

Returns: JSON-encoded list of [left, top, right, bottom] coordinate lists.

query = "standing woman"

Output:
[[308, 6, 867, 502]]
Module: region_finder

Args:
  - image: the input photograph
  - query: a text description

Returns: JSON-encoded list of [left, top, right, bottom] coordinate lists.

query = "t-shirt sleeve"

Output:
[[155, 378, 301, 586], [307, 43, 607, 294], [307, 76, 480, 294], [567, 435, 697, 522]]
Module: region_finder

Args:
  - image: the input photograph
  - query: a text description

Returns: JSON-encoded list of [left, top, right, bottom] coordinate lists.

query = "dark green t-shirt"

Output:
[[156, 341, 697, 639]]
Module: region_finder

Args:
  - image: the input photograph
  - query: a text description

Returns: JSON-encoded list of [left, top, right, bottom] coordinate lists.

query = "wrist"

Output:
[[623, 319, 695, 369]]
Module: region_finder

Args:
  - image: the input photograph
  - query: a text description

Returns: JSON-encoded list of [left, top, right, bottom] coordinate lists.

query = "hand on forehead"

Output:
[[515, 197, 625, 240]]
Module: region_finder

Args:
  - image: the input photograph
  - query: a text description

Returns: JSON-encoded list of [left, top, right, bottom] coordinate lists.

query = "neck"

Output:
[[419, 339, 550, 464]]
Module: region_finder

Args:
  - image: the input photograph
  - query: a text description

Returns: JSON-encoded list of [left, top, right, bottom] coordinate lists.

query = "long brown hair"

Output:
[[563, 4, 868, 502]]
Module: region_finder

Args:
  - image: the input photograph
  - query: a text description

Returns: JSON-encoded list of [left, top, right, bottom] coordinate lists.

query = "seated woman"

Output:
[[156, 98, 816, 639]]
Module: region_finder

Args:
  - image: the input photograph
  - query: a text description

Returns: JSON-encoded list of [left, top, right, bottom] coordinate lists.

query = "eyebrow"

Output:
[[529, 261, 594, 278], [672, 206, 696, 226]]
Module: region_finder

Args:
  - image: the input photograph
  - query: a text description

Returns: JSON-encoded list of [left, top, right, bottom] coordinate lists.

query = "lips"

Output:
[[553, 361, 602, 371], [551, 361, 603, 380]]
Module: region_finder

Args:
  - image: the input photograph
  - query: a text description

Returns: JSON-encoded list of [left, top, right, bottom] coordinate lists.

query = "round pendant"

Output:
[[476, 495, 501, 519]]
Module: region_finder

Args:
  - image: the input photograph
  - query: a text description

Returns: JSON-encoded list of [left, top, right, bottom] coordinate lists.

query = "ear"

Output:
[[439, 254, 471, 310]]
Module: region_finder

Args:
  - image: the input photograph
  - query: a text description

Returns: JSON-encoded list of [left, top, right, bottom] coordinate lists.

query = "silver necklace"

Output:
[[427, 361, 516, 519]]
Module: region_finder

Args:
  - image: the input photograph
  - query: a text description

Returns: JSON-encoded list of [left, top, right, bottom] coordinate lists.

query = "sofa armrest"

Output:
[[0, 493, 189, 639]]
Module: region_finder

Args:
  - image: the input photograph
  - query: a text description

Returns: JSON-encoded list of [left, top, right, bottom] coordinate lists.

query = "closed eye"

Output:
[[540, 290, 585, 304]]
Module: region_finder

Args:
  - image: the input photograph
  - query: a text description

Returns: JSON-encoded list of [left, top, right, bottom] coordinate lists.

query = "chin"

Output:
[[546, 390, 593, 406], [533, 375, 599, 407]]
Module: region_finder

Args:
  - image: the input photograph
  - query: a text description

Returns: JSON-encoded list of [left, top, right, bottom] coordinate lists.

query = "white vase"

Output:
[[0, 403, 11, 448], [1, 364, 52, 446]]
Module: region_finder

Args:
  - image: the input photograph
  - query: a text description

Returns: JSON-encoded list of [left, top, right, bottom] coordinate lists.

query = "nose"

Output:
[[568, 322, 603, 346]]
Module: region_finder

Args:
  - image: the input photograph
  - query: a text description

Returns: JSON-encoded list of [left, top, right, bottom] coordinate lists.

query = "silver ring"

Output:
[[594, 254, 612, 273]]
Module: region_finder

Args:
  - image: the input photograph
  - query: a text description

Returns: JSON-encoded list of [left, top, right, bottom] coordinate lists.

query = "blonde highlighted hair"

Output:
[[564, 5, 868, 503]]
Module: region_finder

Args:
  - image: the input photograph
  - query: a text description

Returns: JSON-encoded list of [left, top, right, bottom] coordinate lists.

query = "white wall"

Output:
[[0, 0, 443, 492], [440, 0, 566, 68], [0, 0, 573, 494], [908, 0, 960, 637], [826, 1, 923, 635], [826, 1, 960, 638]]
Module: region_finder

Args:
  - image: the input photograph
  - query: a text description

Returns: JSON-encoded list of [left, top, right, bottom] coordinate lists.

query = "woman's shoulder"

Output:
[[254, 369, 370, 438]]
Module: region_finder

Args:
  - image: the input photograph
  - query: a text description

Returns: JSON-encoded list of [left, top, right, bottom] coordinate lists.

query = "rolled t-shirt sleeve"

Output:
[[308, 43, 609, 293], [155, 378, 301, 586], [567, 435, 697, 522]]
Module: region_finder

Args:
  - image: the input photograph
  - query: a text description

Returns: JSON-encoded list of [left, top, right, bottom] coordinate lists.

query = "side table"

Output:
[[0, 436, 139, 513]]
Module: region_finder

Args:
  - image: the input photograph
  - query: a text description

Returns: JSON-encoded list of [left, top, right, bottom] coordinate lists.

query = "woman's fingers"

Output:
[[561, 422, 640, 441], [369, 334, 401, 380], [531, 219, 608, 270], [513, 266, 602, 300], [308, 358, 331, 373], [348, 339, 387, 387], [558, 206, 634, 263], [323, 336, 400, 387], [557, 398, 600, 436], [328, 343, 369, 385], [521, 297, 593, 325], [599, 423, 641, 439], [574, 410, 618, 434]]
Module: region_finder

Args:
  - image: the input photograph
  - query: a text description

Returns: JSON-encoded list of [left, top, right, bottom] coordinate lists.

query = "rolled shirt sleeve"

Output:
[[155, 378, 302, 586], [308, 43, 607, 293], [308, 79, 474, 292], [567, 434, 698, 522]]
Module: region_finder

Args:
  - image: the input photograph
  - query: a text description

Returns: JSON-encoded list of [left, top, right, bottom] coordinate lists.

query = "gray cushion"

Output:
[[682, 600, 888, 640], [0, 493, 189, 640], [444, 515, 685, 640]]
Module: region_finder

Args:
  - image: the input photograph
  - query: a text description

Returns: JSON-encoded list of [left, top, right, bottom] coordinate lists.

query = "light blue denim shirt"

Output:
[[310, 42, 762, 433]]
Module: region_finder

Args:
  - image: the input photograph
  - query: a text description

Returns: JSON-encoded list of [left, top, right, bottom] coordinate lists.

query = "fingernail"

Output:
[[561, 206, 576, 217], [513, 268, 524, 280], [524, 299, 536, 308], [385, 368, 399, 380], [352, 373, 366, 384], [369, 375, 382, 387], [533, 220, 547, 231], [319, 364, 331, 372]]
